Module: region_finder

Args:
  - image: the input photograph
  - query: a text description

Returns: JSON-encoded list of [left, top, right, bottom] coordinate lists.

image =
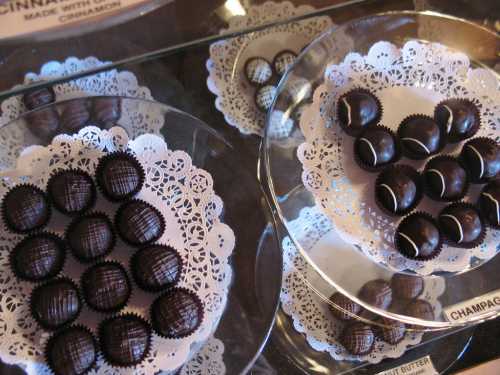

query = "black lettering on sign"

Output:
[[24, 7, 57, 20]]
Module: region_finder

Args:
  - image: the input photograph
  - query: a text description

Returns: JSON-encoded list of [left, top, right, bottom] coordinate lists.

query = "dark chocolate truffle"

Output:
[[340, 322, 375, 355], [151, 288, 203, 338], [354, 126, 400, 171], [2, 184, 50, 233], [358, 279, 392, 310], [328, 292, 362, 321], [92, 97, 121, 128], [81, 262, 131, 313], [10, 232, 65, 282], [66, 212, 115, 262], [479, 180, 500, 228], [23, 86, 55, 110], [31, 278, 81, 330], [337, 89, 381, 136], [131, 245, 183, 292], [26, 107, 60, 142], [424, 156, 468, 201], [375, 165, 422, 216], [395, 213, 442, 261], [47, 169, 95, 215], [390, 274, 424, 300], [244, 57, 272, 86], [61, 100, 91, 133], [255, 85, 277, 113], [95, 152, 144, 202], [406, 299, 434, 322], [115, 200, 164, 246], [273, 50, 297, 76], [45, 325, 97, 375], [377, 318, 406, 345], [460, 138, 500, 183], [439, 202, 485, 248], [398, 114, 444, 160], [99, 314, 151, 367], [434, 98, 480, 143]]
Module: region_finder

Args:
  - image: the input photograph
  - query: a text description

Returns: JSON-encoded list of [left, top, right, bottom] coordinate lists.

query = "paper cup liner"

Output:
[[423, 154, 470, 202], [46, 168, 97, 216], [397, 113, 446, 160], [30, 277, 82, 331], [374, 164, 423, 217], [438, 201, 487, 249], [459, 137, 499, 184], [354, 125, 402, 172], [434, 97, 481, 143], [394, 211, 443, 261], [1, 183, 52, 234], [478, 180, 500, 229], [98, 312, 152, 368], [9, 231, 66, 283], [337, 87, 383, 137]]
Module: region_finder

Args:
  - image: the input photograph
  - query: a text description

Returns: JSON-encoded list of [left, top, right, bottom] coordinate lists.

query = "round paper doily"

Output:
[[280, 205, 445, 363], [297, 40, 500, 275], [207, 0, 333, 137], [0, 126, 235, 374]]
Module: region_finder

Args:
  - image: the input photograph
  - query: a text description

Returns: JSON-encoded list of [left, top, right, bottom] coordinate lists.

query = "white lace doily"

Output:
[[297, 40, 500, 275], [206, 1, 332, 137], [0, 127, 235, 374], [280, 205, 445, 363]]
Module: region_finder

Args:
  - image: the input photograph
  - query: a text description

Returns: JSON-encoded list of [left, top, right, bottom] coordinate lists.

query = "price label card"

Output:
[[376, 356, 438, 375], [443, 289, 500, 323]]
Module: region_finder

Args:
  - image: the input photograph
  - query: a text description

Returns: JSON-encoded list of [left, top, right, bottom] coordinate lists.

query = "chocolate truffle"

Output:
[[424, 156, 468, 201], [328, 292, 362, 321], [244, 57, 272, 86], [99, 314, 151, 367], [406, 299, 434, 322], [340, 322, 375, 355], [131, 245, 183, 292], [45, 325, 97, 375], [26, 107, 60, 142], [273, 50, 297, 76], [337, 89, 381, 136], [460, 138, 500, 183], [479, 180, 500, 228], [398, 114, 444, 160], [66, 212, 115, 262], [151, 288, 203, 338], [439, 202, 484, 248], [95, 151, 144, 202], [31, 278, 81, 330], [395, 213, 442, 261], [354, 126, 400, 171], [390, 274, 424, 300], [47, 169, 96, 215], [23, 86, 55, 110], [2, 184, 50, 233], [255, 85, 277, 113], [91, 97, 121, 128], [377, 318, 406, 345], [10, 232, 65, 282], [81, 262, 131, 313], [375, 165, 422, 216], [60, 100, 91, 133], [115, 200, 164, 246], [358, 279, 392, 310], [434, 98, 480, 143]]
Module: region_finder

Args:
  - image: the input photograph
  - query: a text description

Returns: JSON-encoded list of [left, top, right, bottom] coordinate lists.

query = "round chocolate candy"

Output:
[[395, 212, 442, 261], [390, 274, 424, 300], [328, 292, 362, 321], [377, 318, 406, 345], [358, 279, 392, 310], [151, 288, 203, 338], [438, 202, 485, 248], [91, 97, 121, 128], [31, 278, 81, 330], [337, 88, 381, 137], [95, 151, 144, 202], [2, 184, 50, 233], [66, 212, 115, 262], [434, 98, 480, 143], [255, 84, 277, 113], [26, 107, 60, 142], [60, 100, 91, 133], [273, 50, 297, 76], [460, 137, 500, 183], [354, 126, 400, 171], [244, 57, 273, 86], [99, 314, 151, 367], [45, 325, 97, 375], [375, 165, 422, 216], [406, 299, 434, 323], [10, 232, 65, 282], [131, 245, 183, 292], [398, 114, 444, 160], [47, 169, 96, 215], [424, 156, 469, 202], [479, 180, 500, 229], [340, 322, 375, 355], [81, 261, 131, 313], [23, 86, 55, 110], [115, 200, 164, 246]]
